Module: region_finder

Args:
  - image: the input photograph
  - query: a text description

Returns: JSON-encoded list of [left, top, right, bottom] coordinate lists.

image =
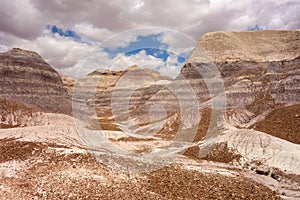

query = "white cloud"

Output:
[[162, 53, 183, 78], [1, 0, 299, 41], [7, 29, 108, 77], [73, 47, 114, 78], [108, 50, 182, 78], [0, 44, 8, 52], [0, 0, 44, 38], [73, 23, 113, 42], [132, 1, 145, 11], [157, 30, 196, 57], [111, 50, 165, 71]]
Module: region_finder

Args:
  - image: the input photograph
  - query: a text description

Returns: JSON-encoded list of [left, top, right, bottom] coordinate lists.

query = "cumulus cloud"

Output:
[[157, 30, 196, 58], [160, 53, 183, 78], [98, 50, 182, 78], [77, 48, 181, 78], [0, 0, 299, 77], [73, 23, 113, 42], [112, 50, 165, 70], [1, 0, 299, 40], [9, 30, 94, 68], [0, 0, 44, 38]]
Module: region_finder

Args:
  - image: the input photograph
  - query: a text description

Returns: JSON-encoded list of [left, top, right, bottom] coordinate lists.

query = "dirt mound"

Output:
[[143, 166, 280, 200], [252, 104, 300, 144]]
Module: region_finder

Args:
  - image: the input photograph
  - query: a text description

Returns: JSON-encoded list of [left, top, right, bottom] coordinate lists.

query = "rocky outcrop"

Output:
[[61, 75, 76, 96], [72, 66, 174, 132], [183, 30, 300, 143], [180, 30, 300, 191], [197, 30, 300, 63], [0, 48, 71, 114]]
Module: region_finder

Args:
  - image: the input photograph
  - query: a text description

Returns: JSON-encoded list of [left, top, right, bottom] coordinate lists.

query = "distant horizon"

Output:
[[2, 28, 300, 80]]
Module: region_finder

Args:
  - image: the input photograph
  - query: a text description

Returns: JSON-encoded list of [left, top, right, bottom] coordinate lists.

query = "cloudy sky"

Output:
[[0, 0, 299, 78]]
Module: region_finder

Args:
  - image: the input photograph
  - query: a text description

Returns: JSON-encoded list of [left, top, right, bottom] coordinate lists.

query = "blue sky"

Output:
[[48, 25, 81, 41], [102, 33, 188, 66], [248, 24, 263, 31], [104, 33, 167, 58]]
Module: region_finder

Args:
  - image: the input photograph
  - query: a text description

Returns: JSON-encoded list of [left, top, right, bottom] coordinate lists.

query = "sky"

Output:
[[0, 0, 299, 78]]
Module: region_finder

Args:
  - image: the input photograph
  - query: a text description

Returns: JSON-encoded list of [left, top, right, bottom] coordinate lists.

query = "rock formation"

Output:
[[0, 48, 71, 114], [61, 74, 76, 95], [72, 65, 173, 132], [178, 30, 300, 190], [198, 30, 300, 63], [183, 30, 300, 143]]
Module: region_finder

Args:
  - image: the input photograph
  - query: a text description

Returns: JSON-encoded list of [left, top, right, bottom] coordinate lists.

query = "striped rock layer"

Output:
[[0, 48, 71, 114]]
